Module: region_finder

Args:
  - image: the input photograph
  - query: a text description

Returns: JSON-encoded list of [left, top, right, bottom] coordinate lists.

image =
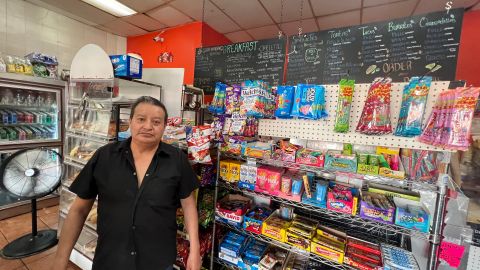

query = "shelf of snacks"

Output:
[[216, 180, 430, 240], [64, 133, 106, 165]]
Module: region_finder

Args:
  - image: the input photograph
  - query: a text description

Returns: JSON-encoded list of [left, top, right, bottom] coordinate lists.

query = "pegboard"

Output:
[[467, 245, 480, 270], [259, 81, 452, 151]]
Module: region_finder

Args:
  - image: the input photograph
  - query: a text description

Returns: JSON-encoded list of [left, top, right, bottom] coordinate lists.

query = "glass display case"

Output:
[[0, 73, 64, 218]]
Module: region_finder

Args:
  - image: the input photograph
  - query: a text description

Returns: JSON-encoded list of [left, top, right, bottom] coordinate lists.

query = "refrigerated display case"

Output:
[[0, 72, 64, 219]]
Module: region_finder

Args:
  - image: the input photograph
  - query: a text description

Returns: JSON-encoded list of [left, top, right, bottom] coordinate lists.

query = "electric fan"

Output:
[[0, 148, 63, 259]]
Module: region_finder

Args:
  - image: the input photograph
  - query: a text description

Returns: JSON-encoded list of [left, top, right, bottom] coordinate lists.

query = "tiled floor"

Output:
[[0, 205, 82, 270]]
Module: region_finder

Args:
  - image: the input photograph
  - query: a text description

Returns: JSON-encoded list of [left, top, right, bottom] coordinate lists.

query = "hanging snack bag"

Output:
[[291, 86, 301, 118], [296, 84, 316, 119], [240, 80, 268, 118], [395, 77, 432, 137], [275, 86, 295, 118], [356, 78, 393, 135], [187, 125, 213, 164], [334, 79, 355, 132], [225, 84, 241, 115], [315, 85, 328, 119], [208, 82, 227, 115]]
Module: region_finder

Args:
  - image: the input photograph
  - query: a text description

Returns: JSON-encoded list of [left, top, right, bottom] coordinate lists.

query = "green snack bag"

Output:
[[334, 79, 355, 132], [358, 153, 369, 165], [368, 154, 379, 166], [343, 143, 353, 155], [378, 154, 391, 169]]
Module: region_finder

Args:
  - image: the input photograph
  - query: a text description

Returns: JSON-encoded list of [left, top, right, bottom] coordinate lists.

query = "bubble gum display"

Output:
[[356, 78, 393, 135], [275, 86, 295, 118], [395, 77, 431, 137], [334, 79, 355, 132], [225, 84, 241, 115], [208, 82, 227, 114]]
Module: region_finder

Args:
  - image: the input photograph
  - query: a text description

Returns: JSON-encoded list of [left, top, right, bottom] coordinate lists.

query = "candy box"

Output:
[[295, 148, 324, 167], [344, 256, 382, 270], [215, 194, 252, 227], [109, 54, 142, 79], [357, 154, 379, 175], [310, 228, 346, 263], [277, 170, 304, 202], [327, 183, 359, 215], [219, 251, 240, 266], [243, 141, 272, 159], [228, 161, 242, 182], [243, 207, 272, 234], [261, 210, 292, 242], [286, 230, 311, 252], [376, 147, 405, 179], [220, 160, 231, 181], [237, 239, 268, 270], [255, 166, 284, 195], [360, 192, 395, 224], [238, 163, 258, 190], [325, 151, 357, 173], [394, 197, 430, 233]]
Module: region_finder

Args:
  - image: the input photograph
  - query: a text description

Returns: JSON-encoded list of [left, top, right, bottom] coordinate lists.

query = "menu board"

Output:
[[194, 38, 286, 94], [286, 8, 464, 84]]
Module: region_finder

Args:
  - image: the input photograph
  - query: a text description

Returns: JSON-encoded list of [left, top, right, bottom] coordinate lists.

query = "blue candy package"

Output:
[[291, 86, 301, 117], [208, 82, 227, 114], [295, 84, 327, 119], [275, 86, 295, 118], [314, 85, 328, 119]]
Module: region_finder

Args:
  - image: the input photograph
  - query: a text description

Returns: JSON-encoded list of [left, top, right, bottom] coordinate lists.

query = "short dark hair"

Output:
[[130, 96, 168, 124]]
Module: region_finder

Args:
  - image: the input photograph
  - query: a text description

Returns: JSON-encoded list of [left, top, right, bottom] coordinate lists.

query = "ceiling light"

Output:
[[82, 0, 137, 17]]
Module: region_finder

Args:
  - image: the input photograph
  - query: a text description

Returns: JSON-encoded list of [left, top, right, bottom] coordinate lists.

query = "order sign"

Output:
[[439, 241, 465, 268]]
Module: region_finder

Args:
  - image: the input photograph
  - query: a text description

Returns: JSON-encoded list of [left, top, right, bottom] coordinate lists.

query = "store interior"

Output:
[[0, 0, 480, 270]]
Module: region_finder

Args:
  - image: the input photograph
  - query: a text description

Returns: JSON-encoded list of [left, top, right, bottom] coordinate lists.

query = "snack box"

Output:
[[109, 54, 142, 79], [286, 230, 311, 252], [324, 151, 357, 173], [219, 251, 240, 266], [301, 179, 328, 208], [215, 194, 252, 227], [393, 197, 430, 233], [346, 236, 381, 256], [255, 166, 284, 195], [261, 210, 292, 242], [295, 148, 324, 167], [285, 216, 318, 251], [237, 239, 268, 270], [219, 160, 231, 180], [376, 147, 405, 179], [277, 170, 304, 202], [357, 163, 379, 176], [228, 160, 242, 182], [359, 192, 395, 224], [326, 182, 359, 215], [310, 227, 346, 264], [243, 141, 272, 159], [344, 256, 382, 270], [243, 207, 272, 234]]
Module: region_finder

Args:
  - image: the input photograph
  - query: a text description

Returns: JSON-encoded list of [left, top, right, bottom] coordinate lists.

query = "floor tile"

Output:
[[0, 233, 25, 270], [23, 252, 55, 270], [39, 211, 59, 230], [21, 245, 57, 265], [37, 206, 59, 218], [0, 213, 49, 242]]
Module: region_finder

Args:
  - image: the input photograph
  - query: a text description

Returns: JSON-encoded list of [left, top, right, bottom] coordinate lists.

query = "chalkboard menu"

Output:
[[286, 8, 464, 84], [194, 38, 286, 94]]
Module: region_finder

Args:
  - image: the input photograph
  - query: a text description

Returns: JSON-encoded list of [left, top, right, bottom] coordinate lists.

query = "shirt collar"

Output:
[[116, 137, 170, 157]]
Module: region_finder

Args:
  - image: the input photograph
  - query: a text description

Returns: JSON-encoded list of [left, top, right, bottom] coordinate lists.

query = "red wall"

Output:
[[127, 22, 230, 85], [456, 10, 480, 86]]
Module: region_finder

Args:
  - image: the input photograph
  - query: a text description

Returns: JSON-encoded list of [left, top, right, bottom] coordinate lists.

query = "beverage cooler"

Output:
[[0, 72, 65, 219]]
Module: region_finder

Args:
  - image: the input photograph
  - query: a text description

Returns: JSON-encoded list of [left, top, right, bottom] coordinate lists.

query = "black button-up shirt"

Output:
[[69, 138, 199, 270]]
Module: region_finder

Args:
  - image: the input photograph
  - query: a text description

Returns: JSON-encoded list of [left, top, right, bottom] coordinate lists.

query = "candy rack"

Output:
[[210, 81, 453, 270]]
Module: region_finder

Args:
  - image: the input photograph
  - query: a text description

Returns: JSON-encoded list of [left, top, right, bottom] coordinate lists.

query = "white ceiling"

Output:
[[27, 0, 480, 43]]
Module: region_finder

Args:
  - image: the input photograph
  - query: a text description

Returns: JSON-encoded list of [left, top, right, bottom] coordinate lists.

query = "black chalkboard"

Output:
[[286, 8, 464, 84], [194, 38, 287, 94]]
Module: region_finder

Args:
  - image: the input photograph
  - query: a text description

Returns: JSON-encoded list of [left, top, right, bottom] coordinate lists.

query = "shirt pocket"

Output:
[[144, 174, 179, 207]]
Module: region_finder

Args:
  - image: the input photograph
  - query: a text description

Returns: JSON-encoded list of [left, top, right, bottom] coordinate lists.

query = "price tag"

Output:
[[439, 241, 465, 268]]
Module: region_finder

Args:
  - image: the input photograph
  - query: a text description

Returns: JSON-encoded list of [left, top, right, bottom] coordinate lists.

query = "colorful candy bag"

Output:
[[186, 125, 213, 164], [395, 77, 432, 137], [291, 86, 301, 117], [240, 80, 269, 118], [294, 84, 327, 119], [334, 79, 355, 132], [356, 78, 393, 135], [419, 87, 480, 150], [225, 84, 241, 115], [212, 115, 226, 142], [275, 86, 295, 118], [208, 82, 227, 114]]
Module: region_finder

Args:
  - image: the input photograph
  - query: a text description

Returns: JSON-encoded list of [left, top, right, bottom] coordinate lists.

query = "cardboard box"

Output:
[[286, 231, 311, 251], [261, 210, 291, 242], [394, 197, 430, 233], [110, 54, 142, 79], [310, 227, 346, 263], [359, 192, 395, 224], [357, 163, 379, 175], [310, 241, 345, 263], [219, 160, 230, 181], [215, 194, 251, 227], [326, 183, 359, 215], [229, 161, 242, 182], [325, 151, 357, 173], [243, 207, 272, 234]]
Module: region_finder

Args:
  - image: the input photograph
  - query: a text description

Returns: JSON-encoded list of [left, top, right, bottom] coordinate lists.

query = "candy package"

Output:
[[186, 125, 213, 164], [240, 80, 268, 118], [419, 87, 480, 150], [275, 86, 295, 118], [225, 84, 241, 115], [395, 77, 431, 137], [356, 78, 393, 135], [208, 82, 227, 114], [212, 115, 226, 142], [334, 79, 355, 132], [294, 84, 327, 120]]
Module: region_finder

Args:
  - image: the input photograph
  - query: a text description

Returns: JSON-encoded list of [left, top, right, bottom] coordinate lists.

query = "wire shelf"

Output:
[[215, 219, 355, 270], [213, 257, 241, 270], [220, 152, 438, 193], [217, 180, 430, 241]]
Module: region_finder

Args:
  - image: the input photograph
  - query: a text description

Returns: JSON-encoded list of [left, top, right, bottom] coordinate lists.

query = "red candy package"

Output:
[[187, 125, 213, 164], [356, 78, 393, 135]]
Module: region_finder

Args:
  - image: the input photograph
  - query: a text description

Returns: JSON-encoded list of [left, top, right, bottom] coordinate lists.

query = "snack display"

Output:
[[334, 79, 355, 132], [215, 194, 252, 227], [255, 166, 284, 195], [324, 150, 357, 173], [395, 77, 432, 137], [344, 237, 382, 270], [261, 211, 292, 242], [356, 78, 393, 135], [66, 137, 102, 163], [25, 52, 59, 78], [310, 226, 346, 264]]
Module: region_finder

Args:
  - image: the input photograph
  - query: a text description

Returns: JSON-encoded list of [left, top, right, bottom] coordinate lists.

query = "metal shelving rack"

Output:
[[210, 81, 453, 270]]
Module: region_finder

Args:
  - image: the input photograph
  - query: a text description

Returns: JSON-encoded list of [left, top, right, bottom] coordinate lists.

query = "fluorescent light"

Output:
[[82, 0, 137, 17]]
